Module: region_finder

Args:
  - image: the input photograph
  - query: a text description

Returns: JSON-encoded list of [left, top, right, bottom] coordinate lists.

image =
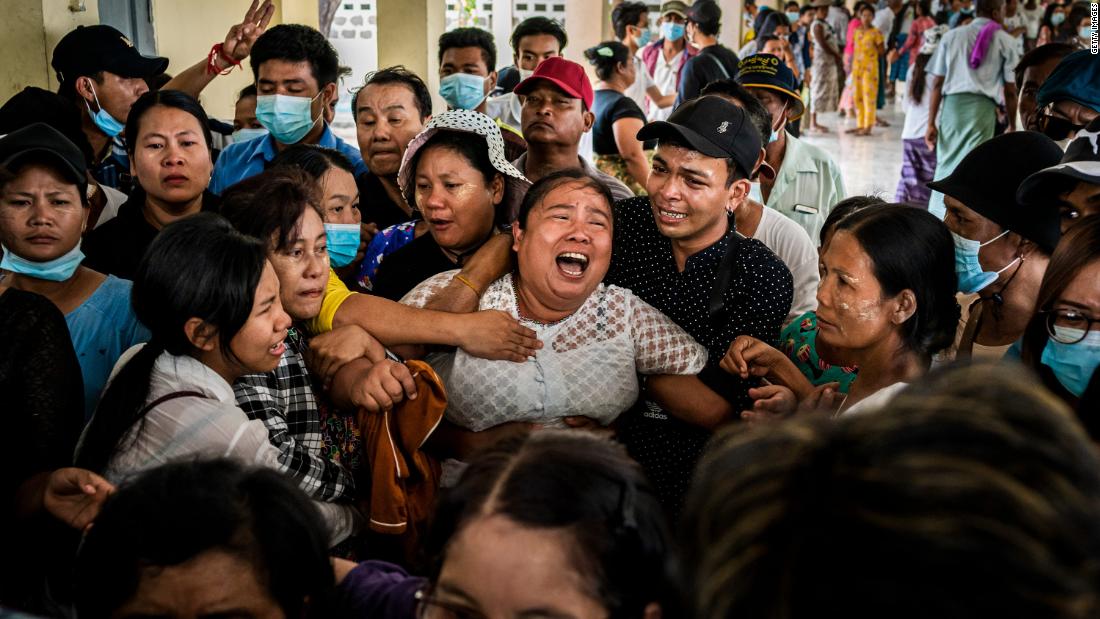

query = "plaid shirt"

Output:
[[91, 136, 135, 195], [234, 328, 355, 502]]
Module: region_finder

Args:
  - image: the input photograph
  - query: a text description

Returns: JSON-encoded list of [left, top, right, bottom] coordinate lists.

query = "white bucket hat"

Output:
[[397, 109, 531, 221]]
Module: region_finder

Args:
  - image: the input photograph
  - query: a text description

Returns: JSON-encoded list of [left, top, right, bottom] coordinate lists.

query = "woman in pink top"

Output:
[[896, 0, 937, 65]]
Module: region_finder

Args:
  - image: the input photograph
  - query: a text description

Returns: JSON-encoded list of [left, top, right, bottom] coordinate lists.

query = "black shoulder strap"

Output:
[[138, 390, 209, 417], [707, 230, 749, 320], [705, 51, 732, 80]]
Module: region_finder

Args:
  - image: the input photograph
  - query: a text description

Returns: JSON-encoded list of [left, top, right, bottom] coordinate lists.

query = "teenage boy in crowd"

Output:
[[640, 1, 698, 122], [211, 24, 367, 194], [353, 67, 432, 232], [612, 2, 677, 116], [740, 54, 845, 241], [511, 57, 634, 203], [486, 17, 568, 133], [437, 28, 527, 161], [676, 0, 741, 106], [51, 0, 274, 193], [1019, 117, 1100, 234], [423, 97, 793, 515]]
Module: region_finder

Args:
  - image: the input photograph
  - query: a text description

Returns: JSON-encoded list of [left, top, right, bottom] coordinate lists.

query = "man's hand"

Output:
[[924, 124, 938, 152], [220, 0, 276, 65], [462, 233, 515, 287], [796, 382, 846, 416], [43, 468, 114, 531], [720, 335, 785, 380], [351, 359, 418, 413], [456, 310, 542, 362], [306, 325, 387, 384]]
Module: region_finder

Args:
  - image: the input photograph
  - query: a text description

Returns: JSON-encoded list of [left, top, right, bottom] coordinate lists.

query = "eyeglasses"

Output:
[[415, 588, 488, 619], [1037, 105, 1085, 140], [1044, 308, 1100, 344]]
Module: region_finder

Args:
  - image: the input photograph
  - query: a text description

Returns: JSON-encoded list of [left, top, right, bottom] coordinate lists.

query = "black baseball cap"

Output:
[[927, 131, 1064, 253], [1018, 117, 1100, 206], [686, 0, 722, 26], [52, 25, 168, 87], [637, 96, 762, 178], [738, 54, 805, 120], [0, 123, 90, 198]]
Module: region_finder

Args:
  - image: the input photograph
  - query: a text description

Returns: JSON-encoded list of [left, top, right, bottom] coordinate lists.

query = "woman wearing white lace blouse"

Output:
[[401, 169, 708, 435]]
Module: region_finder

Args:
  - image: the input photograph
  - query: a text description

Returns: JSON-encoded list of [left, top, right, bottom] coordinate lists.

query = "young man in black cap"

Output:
[[927, 131, 1064, 360], [1019, 118, 1100, 234], [50, 1, 274, 194], [607, 96, 793, 514], [676, 0, 741, 106], [738, 53, 845, 241]]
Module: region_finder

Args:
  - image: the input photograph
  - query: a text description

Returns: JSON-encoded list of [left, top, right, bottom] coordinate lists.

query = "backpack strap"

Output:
[[707, 229, 750, 321], [139, 390, 209, 416]]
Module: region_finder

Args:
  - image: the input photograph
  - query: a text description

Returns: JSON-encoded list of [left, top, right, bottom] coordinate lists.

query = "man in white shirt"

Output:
[[612, 1, 677, 114], [925, 0, 1020, 218], [638, 1, 698, 121]]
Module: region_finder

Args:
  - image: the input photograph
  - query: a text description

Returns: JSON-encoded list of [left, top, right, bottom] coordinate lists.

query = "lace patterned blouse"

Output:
[[401, 271, 708, 431]]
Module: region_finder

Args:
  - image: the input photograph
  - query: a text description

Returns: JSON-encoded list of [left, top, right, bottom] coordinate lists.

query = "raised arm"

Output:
[[163, 0, 275, 99]]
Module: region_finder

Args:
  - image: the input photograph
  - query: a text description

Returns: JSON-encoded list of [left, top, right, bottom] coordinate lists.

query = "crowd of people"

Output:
[[1, 0, 1099, 616]]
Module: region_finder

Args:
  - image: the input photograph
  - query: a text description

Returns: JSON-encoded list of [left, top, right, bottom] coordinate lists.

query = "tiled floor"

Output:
[[799, 97, 906, 200]]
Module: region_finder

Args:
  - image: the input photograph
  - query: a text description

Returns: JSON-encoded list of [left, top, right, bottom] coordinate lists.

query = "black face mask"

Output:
[[1039, 113, 1085, 140]]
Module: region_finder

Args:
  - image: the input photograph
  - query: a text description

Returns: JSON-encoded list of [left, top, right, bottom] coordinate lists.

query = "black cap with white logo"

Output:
[[636, 96, 762, 178], [51, 25, 168, 88]]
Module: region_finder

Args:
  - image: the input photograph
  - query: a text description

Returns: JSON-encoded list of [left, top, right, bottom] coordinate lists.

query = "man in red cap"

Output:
[[510, 57, 634, 201]]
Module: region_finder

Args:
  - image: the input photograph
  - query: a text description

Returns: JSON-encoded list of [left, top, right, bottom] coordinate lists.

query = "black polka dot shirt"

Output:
[[606, 196, 794, 514]]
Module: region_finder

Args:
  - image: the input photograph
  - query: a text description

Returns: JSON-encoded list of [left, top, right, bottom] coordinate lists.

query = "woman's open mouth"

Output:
[[555, 252, 589, 278], [269, 338, 286, 356]]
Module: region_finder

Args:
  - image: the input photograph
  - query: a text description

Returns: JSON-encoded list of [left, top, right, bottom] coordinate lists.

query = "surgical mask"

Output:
[[1051, 12, 1066, 25], [83, 83, 125, 138], [0, 242, 85, 282], [439, 73, 489, 110], [1041, 327, 1100, 397], [255, 93, 323, 145], [661, 22, 686, 41], [787, 11, 802, 23], [635, 27, 655, 46], [1080, 26, 1095, 39], [517, 68, 535, 81], [952, 230, 1018, 294], [324, 223, 361, 267], [231, 127, 269, 143]]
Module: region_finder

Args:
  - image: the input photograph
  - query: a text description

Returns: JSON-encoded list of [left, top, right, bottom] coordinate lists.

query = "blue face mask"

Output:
[[439, 73, 489, 111], [661, 22, 686, 42], [1051, 12, 1066, 25], [256, 93, 322, 145], [635, 27, 654, 46], [786, 11, 802, 24], [1042, 327, 1100, 397], [324, 223, 361, 267], [231, 127, 269, 143], [0, 242, 85, 282], [83, 84, 125, 138], [1080, 26, 1095, 39], [951, 230, 1018, 294]]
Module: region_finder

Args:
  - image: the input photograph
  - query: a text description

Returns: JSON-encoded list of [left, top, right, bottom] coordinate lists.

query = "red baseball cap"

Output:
[[513, 56, 594, 110]]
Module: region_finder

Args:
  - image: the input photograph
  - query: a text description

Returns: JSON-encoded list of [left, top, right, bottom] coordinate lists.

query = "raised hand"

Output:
[[222, 0, 276, 64]]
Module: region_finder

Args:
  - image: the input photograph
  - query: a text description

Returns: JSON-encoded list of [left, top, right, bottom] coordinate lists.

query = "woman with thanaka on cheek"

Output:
[[82, 90, 217, 280], [722, 203, 959, 416], [74, 213, 354, 543], [0, 123, 149, 420]]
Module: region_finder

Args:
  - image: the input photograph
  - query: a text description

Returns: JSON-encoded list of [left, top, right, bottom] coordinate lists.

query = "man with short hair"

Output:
[[438, 27, 526, 160], [511, 57, 634, 204], [609, 96, 793, 513], [739, 54, 845, 240], [211, 24, 367, 195], [353, 66, 433, 231], [51, 3, 274, 194], [1013, 42, 1076, 132], [485, 16, 568, 131], [925, 0, 1020, 218], [612, 1, 677, 115], [676, 0, 741, 107], [1018, 117, 1100, 234], [1031, 50, 1100, 144]]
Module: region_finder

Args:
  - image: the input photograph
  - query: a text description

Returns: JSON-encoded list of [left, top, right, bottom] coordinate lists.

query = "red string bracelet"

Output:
[[206, 43, 241, 76]]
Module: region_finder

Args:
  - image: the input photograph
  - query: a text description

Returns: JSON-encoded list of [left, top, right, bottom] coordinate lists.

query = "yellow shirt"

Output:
[[306, 269, 357, 335]]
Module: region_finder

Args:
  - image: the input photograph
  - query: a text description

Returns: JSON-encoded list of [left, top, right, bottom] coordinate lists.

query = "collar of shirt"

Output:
[[769, 131, 818, 200], [254, 123, 342, 164], [512, 152, 601, 178]]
